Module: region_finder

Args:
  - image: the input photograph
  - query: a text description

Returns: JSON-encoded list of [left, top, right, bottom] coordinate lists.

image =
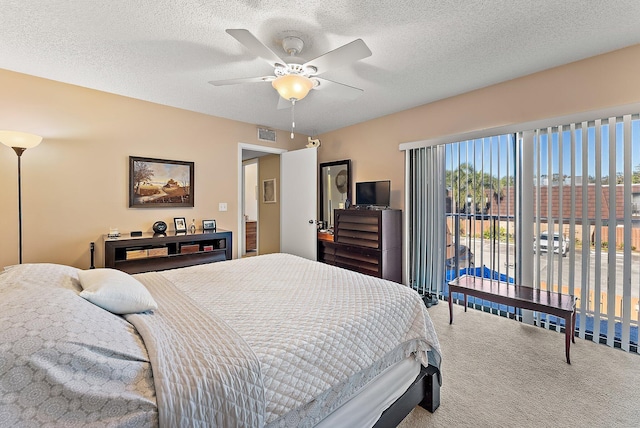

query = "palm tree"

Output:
[[446, 163, 503, 214]]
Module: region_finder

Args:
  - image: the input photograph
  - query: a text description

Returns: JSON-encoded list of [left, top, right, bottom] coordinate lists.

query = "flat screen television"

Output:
[[355, 180, 391, 207]]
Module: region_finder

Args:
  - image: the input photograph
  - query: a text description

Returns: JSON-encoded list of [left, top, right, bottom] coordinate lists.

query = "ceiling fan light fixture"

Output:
[[272, 74, 313, 101]]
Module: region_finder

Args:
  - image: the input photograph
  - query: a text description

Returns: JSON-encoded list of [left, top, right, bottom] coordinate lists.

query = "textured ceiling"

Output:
[[2, 1, 640, 136]]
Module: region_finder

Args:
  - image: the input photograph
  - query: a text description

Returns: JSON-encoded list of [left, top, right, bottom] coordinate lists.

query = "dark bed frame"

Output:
[[373, 365, 440, 427]]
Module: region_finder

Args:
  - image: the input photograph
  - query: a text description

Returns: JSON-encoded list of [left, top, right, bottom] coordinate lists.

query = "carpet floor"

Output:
[[398, 302, 640, 428]]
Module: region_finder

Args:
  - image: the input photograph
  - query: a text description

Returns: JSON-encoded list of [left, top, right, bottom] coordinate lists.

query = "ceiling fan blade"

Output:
[[208, 76, 273, 86], [226, 29, 285, 68], [313, 77, 364, 100], [303, 39, 372, 75]]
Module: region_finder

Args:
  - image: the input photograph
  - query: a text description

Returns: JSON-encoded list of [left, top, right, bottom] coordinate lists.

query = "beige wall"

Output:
[[0, 69, 306, 269], [257, 154, 281, 254], [3, 44, 639, 269], [318, 44, 640, 212]]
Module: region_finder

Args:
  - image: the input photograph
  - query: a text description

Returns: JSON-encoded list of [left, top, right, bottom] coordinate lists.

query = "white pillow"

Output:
[[78, 268, 158, 315]]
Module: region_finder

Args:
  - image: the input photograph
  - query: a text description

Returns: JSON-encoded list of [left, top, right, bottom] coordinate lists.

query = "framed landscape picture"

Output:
[[129, 156, 194, 208]]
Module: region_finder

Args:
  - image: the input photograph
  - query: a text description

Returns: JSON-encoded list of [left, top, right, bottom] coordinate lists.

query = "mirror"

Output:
[[319, 159, 351, 230]]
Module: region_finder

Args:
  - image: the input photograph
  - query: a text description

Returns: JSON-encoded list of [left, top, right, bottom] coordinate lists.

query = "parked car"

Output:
[[534, 231, 569, 256], [445, 244, 475, 269], [444, 224, 474, 269]]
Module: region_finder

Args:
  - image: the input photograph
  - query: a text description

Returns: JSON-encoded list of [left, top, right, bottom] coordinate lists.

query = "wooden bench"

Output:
[[448, 275, 577, 364]]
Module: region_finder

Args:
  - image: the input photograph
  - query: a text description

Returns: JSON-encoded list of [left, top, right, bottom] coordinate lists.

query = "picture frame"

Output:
[[262, 178, 277, 203], [174, 217, 187, 233], [129, 156, 194, 208], [202, 219, 216, 231]]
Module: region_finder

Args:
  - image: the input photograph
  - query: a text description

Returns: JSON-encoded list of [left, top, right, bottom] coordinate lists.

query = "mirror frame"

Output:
[[319, 159, 351, 229]]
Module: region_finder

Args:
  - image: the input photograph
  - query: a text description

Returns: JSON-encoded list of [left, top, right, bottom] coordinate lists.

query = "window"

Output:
[[408, 135, 517, 312], [529, 116, 640, 351], [444, 135, 517, 280], [407, 113, 640, 354]]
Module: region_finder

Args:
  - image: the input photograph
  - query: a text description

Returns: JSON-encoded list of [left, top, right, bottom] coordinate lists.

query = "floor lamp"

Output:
[[0, 131, 43, 264]]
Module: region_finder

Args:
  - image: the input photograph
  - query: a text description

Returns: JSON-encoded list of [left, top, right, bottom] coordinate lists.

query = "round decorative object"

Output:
[[152, 221, 167, 234], [335, 170, 348, 194]]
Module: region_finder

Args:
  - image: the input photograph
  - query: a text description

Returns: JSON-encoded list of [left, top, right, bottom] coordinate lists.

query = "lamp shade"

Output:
[[272, 75, 314, 101], [0, 131, 43, 149]]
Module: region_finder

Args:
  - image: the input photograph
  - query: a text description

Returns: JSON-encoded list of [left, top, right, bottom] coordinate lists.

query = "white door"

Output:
[[281, 147, 317, 260]]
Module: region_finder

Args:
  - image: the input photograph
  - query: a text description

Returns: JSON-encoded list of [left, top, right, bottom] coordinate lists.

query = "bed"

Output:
[[0, 253, 441, 427]]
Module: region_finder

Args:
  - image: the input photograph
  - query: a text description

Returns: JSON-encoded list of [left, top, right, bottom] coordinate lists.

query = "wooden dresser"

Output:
[[318, 209, 402, 282], [245, 221, 257, 251]]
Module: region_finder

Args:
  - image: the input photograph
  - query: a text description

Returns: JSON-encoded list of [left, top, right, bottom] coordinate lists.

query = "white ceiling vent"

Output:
[[257, 127, 277, 142]]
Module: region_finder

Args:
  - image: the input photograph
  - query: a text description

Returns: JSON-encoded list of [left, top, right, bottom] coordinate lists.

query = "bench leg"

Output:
[[565, 315, 571, 364], [449, 291, 453, 324], [572, 309, 576, 344]]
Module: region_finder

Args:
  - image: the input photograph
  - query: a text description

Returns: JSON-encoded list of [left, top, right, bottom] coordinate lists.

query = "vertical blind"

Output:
[[408, 145, 447, 298], [407, 114, 639, 354], [530, 115, 639, 352], [408, 135, 518, 309]]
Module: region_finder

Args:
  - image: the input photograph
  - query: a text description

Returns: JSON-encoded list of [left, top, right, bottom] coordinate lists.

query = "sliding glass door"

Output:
[[407, 113, 640, 353], [528, 116, 640, 352]]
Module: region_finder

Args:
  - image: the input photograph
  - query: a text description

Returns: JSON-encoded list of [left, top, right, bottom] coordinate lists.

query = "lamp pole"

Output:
[[13, 147, 26, 264], [0, 131, 43, 264]]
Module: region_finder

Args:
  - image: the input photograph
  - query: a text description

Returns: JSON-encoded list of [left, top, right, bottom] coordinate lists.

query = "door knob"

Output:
[[309, 220, 314, 224]]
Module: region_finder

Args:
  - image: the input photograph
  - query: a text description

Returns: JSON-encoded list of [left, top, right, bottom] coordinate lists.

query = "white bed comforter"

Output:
[[127, 273, 266, 427], [1, 254, 440, 428], [159, 253, 441, 427]]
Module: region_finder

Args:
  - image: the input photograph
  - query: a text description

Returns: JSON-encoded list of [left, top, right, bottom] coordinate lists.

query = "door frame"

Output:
[[237, 143, 287, 259]]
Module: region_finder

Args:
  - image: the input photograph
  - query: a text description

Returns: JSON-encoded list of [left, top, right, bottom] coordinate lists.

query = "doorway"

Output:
[[237, 143, 318, 260], [237, 143, 286, 259], [242, 159, 258, 257]]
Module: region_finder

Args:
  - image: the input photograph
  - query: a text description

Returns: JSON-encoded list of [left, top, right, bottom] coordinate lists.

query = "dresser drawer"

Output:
[[334, 245, 381, 277]]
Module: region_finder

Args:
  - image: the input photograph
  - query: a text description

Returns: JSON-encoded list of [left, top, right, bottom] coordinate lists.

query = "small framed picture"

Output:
[[263, 178, 277, 203], [174, 217, 187, 233], [202, 219, 216, 231]]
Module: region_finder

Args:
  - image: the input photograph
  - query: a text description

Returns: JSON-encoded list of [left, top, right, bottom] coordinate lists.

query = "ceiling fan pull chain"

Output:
[[290, 99, 296, 139]]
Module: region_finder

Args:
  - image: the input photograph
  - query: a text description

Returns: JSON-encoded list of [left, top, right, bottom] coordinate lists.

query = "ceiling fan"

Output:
[[209, 29, 372, 107]]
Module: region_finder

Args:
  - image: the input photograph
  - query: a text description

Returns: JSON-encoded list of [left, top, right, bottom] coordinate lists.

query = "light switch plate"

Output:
[[219, 202, 227, 211]]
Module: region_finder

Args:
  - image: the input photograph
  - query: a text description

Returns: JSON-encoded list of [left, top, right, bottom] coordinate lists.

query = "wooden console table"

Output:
[[104, 230, 232, 274], [448, 275, 577, 364]]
